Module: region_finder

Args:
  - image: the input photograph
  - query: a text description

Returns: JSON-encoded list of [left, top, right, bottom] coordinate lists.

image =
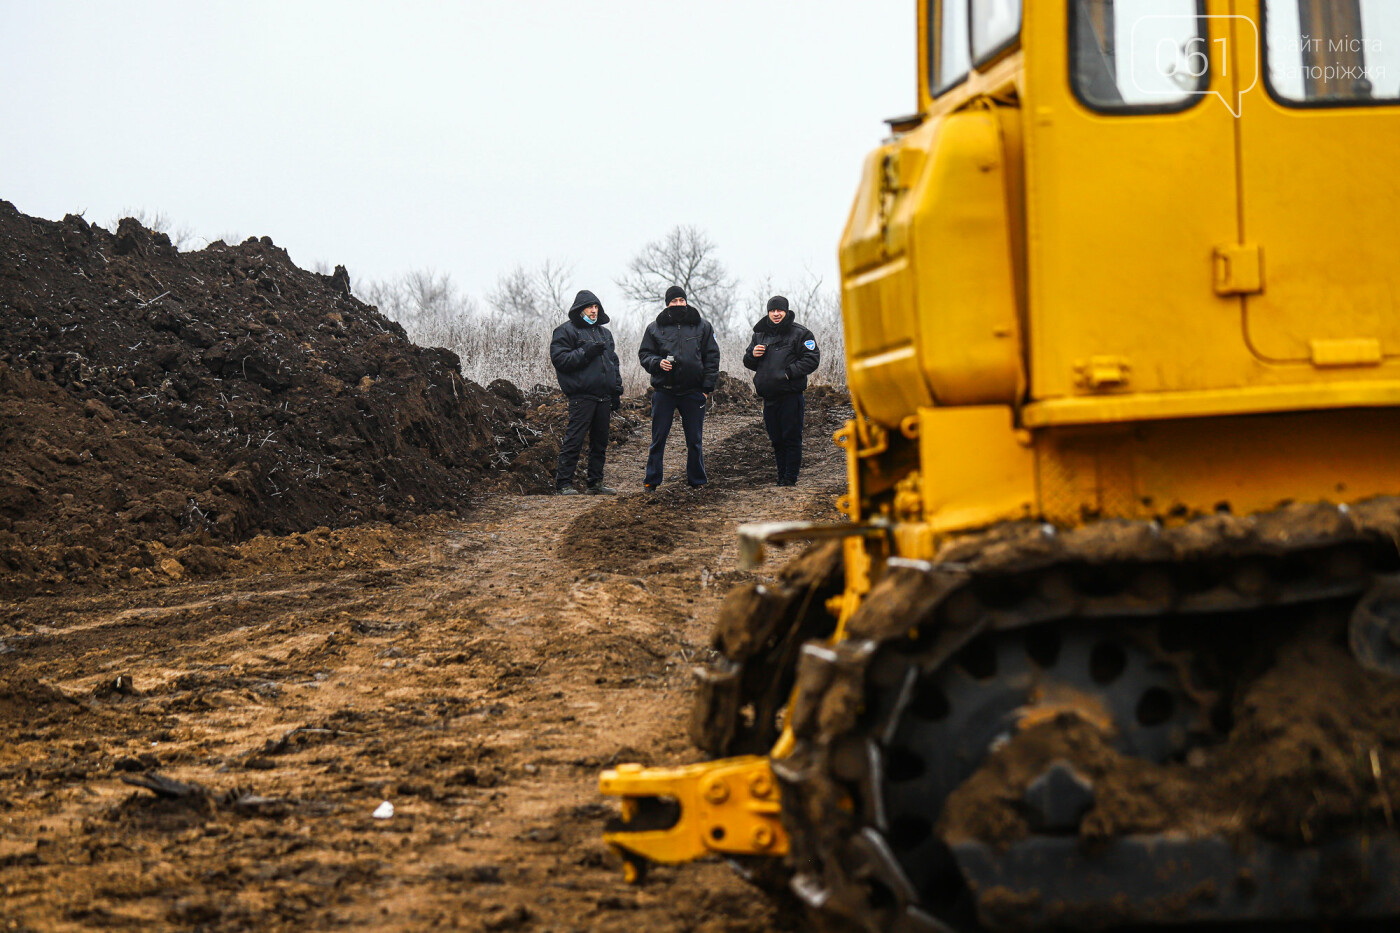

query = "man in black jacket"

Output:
[[637, 285, 720, 489], [549, 289, 623, 495], [743, 295, 820, 486]]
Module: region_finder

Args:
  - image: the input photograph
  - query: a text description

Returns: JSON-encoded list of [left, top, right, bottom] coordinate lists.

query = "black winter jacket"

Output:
[[550, 294, 622, 400], [742, 313, 820, 399], [638, 305, 721, 394]]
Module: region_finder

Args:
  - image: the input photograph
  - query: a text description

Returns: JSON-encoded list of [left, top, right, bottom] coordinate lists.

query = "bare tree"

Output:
[[617, 225, 737, 331], [487, 259, 575, 321], [744, 274, 778, 325], [746, 270, 831, 327], [792, 271, 829, 319], [356, 268, 483, 351]]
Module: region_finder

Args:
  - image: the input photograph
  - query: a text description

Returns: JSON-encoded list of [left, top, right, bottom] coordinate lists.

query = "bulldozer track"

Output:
[[698, 496, 1400, 931]]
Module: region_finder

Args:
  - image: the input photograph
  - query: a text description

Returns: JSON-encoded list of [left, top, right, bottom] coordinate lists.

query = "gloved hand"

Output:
[[610, 395, 621, 413], [584, 342, 606, 359]]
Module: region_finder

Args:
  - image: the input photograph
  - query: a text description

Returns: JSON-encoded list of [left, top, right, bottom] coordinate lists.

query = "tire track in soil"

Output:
[[0, 403, 850, 933]]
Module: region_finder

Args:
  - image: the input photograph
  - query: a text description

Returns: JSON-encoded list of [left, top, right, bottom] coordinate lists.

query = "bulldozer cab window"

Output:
[[1264, 1, 1400, 105], [931, 0, 971, 94], [972, 0, 1021, 63], [1071, 0, 1208, 111]]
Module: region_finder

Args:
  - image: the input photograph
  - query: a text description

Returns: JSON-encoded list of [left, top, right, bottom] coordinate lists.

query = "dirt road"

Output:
[[0, 401, 849, 932]]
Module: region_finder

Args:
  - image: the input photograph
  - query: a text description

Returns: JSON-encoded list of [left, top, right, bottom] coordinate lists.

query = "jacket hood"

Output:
[[754, 310, 796, 333], [656, 305, 702, 327], [568, 289, 609, 325]]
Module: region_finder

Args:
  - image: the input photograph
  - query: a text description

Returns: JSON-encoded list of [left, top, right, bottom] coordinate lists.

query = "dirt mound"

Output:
[[0, 676, 79, 723], [0, 203, 559, 596], [804, 382, 850, 409], [708, 370, 760, 412], [560, 397, 852, 572], [489, 388, 645, 495]]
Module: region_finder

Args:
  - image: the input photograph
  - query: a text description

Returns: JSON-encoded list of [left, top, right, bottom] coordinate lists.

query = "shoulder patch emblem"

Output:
[[804, 339, 816, 350]]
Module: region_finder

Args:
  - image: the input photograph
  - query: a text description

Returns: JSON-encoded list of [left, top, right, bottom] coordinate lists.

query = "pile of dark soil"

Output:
[[708, 371, 760, 412], [0, 675, 80, 723], [559, 393, 852, 573], [0, 203, 556, 596], [488, 383, 644, 495]]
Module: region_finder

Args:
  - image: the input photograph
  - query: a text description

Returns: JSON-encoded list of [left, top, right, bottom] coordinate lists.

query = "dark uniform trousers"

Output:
[[645, 389, 707, 487], [763, 393, 805, 484], [556, 396, 611, 489]]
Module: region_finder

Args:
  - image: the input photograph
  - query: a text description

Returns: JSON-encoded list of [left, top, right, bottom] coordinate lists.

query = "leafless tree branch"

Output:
[[616, 225, 738, 334]]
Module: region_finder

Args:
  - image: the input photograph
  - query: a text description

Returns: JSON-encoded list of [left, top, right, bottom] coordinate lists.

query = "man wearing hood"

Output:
[[549, 289, 623, 495], [743, 295, 820, 486], [637, 285, 721, 489]]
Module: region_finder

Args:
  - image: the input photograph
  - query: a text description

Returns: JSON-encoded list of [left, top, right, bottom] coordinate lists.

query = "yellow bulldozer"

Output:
[[603, 1, 1400, 929]]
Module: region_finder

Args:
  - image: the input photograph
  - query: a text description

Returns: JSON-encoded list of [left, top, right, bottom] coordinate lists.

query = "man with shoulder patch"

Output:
[[549, 289, 622, 495], [743, 295, 819, 486], [637, 285, 720, 490]]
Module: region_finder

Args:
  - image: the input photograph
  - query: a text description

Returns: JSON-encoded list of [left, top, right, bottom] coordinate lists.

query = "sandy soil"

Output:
[[0, 402, 848, 932]]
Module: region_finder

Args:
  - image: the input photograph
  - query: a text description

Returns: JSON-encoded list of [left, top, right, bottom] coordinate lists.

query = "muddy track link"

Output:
[[692, 539, 845, 758], [703, 497, 1400, 931]]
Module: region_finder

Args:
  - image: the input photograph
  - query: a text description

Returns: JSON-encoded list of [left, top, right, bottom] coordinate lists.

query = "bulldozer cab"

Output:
[[1028, 1, 1400, 403], [849, 0, 1400, 433]]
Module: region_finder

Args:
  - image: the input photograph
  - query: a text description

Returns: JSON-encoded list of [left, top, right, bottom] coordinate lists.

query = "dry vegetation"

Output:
[[357, 267, 846, 395]]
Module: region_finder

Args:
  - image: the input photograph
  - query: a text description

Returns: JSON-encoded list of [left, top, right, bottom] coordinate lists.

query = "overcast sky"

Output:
[[1, 2, 914, 316]]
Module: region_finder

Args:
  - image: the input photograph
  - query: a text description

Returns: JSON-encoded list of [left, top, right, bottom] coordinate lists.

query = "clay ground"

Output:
[[0, 403, 848, 932]]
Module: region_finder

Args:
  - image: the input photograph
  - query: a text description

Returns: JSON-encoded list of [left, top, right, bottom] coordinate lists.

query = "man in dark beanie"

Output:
[[549, 289, 622, 495], [743, 295, 820, 486], [637, 285, 720, 489]]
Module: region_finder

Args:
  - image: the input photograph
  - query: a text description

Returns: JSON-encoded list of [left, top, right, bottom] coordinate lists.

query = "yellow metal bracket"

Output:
[[734, 518, 890, 571], [1212, 243, 1263, 295], [599, 756, 786, 878]]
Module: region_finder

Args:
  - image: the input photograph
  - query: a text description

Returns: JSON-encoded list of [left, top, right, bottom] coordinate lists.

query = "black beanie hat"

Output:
[[665, 285, 686, 304], [766, 295, 790, 313]]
